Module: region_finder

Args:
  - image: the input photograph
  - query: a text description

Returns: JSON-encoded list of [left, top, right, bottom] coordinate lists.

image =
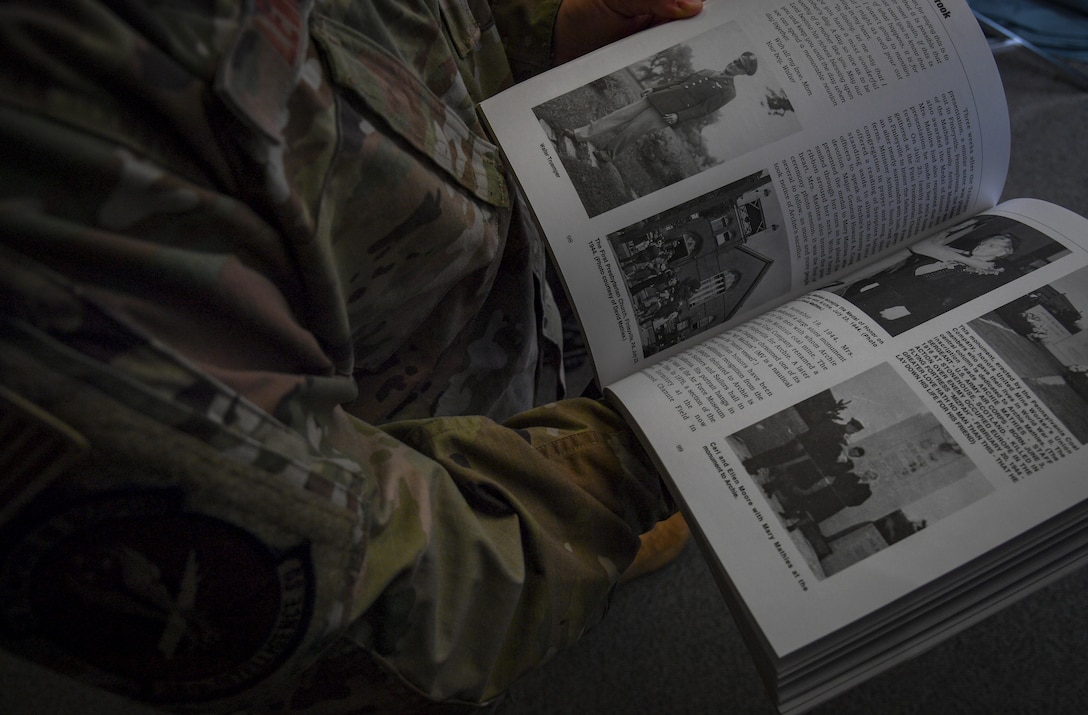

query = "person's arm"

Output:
[[0, 163, 672, 712], [0, 268, 673, 711], [344, 398, 676, 707], [672, 83, 733, 123], [0, 2, 678, 712], [493, 0, 704, 76], [645, 69, 704, 95]]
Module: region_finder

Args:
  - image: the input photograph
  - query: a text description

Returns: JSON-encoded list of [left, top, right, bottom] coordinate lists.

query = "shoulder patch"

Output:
[[0, 490, 314, 704]]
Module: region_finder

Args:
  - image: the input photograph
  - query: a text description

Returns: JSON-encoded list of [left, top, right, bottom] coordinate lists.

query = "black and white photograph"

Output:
[[607, 171, 787, 358], [533, 21, 800, 217], [726, 363, 993, 580], [828, 215, 1071, 336], [969, 266, 1088, 444]]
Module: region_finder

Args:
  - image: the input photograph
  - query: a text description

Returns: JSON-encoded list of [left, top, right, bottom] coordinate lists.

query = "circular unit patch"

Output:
[[0, 490, 314, 703]]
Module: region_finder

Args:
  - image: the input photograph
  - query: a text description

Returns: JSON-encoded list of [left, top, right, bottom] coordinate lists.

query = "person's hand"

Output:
[[663, 112, 679, 124], [553, 0, 705, 66]]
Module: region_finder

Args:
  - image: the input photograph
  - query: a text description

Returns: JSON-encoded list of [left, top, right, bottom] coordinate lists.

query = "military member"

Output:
[[0, 0, 702, 713], [742, 418, 866, 474]]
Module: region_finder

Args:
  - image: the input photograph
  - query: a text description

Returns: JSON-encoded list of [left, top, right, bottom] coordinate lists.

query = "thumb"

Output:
[[604, 0, 704, 20]]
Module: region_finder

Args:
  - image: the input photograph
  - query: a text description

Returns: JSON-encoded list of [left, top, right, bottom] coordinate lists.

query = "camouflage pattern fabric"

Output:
[[0, 1, 674, 713]]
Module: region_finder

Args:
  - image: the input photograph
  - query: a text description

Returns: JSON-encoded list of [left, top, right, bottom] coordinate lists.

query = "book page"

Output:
[[605, 199, 1088, 659], [480, 0, 1010, 387]]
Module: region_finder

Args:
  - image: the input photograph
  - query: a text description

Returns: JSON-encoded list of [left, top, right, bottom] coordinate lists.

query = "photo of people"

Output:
[[533, 21, 800, 217], [828, 215, 1071, 336], [607, 172, 787, 357], [726, 364, 993, 580], [969, 266, 1088, 444]]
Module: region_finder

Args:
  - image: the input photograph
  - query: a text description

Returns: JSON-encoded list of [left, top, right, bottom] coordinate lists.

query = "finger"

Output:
[[604, 0, 705, 20], [552, 0, 704, 65]]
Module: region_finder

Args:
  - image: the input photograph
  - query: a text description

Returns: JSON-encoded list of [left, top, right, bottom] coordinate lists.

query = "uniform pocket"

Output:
[[309, 14, 509, 209], [438, 0, 487, 59]]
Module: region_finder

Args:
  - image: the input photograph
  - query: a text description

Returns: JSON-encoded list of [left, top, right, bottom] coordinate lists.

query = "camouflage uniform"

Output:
[[0, 1, 675, 713]]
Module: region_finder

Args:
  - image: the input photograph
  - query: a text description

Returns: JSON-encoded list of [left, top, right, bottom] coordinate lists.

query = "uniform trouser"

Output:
[[572, 98, 668, 159]]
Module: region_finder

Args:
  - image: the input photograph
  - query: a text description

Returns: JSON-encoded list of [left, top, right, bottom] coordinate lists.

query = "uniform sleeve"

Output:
[[491, 0, 563, 79], [0, 248, 673, 712], [0, 2, 676, 712]]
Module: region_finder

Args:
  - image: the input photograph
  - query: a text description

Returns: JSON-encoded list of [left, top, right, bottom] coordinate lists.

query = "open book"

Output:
[[479, 0, 1088, 712]]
